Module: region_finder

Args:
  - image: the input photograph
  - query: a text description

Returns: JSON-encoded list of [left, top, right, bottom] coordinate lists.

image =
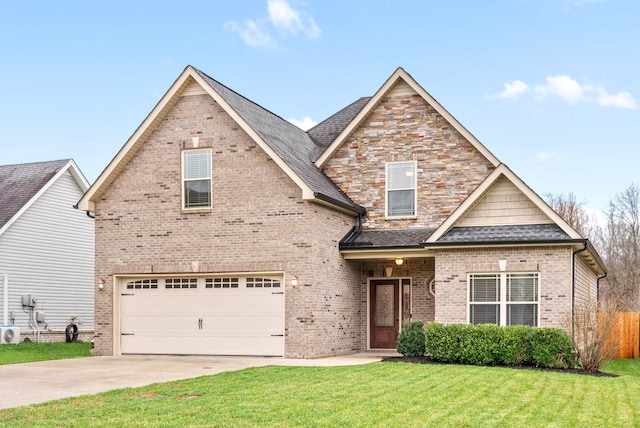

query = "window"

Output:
[[205, 278, 239, 289], [468, 273, 538, 326], [182, 149, 212, 209], [126, 279, 158, 290], [386, 161, 416, 217], [165, 278, 198, 289], [246, 277, 281, 288]]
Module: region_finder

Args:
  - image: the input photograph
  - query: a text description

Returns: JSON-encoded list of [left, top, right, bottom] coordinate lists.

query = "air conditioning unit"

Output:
[[0, 327, 20, 344]]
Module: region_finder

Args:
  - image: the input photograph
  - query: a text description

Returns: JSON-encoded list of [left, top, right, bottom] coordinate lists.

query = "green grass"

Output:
[[0, 342, 92, 365], [1, 359, 639, 427]]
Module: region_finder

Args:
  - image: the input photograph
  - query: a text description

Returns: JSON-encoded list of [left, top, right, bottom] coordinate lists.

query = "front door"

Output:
[[370, 279, 400, 349]]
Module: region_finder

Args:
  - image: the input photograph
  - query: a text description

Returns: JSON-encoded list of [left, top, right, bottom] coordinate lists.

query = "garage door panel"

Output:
[[120, 275, 284, 356]]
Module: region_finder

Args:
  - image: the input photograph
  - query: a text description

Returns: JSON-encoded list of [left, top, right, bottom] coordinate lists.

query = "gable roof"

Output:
[[0, 159, 89, 236], [426, 164, 583, 243], [77, 66, 363, 215], [314, 67, 501, 168]]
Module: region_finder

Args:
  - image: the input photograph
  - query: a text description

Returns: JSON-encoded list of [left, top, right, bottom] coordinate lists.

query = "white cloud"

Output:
[[224, 19, 275, 49], [535, 150, 569, 163], [225, 0, 321, 49], [288, 116, 317, 130], [492, 74, 636, 110], [268, 0, 321, 39], [489, 80, 529, 99], [597, 87, 637, 109], [534, 75, 586, 104]]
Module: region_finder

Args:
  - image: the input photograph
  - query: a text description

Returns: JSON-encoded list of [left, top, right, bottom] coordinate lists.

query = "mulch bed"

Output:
[[381, 356, 619, 377]]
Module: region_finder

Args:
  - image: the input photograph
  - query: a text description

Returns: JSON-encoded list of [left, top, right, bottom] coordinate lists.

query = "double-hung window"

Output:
[[468, 273, 538, 326], [182, 149, 212, 209], [386, 161, 416, 217]]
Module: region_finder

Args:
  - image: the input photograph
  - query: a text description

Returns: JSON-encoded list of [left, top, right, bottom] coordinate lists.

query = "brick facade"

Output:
[[93, 94, 359, 358], [434, 246, 574, 330]]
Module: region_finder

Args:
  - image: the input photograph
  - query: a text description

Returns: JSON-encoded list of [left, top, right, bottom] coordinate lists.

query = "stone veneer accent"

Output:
[[93, 94, 360, 358], [434, 246, 574, 331], [322, 87, 495, 229]]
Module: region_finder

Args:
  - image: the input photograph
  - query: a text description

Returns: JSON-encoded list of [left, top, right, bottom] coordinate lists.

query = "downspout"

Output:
[[596, 272, 608, 304], [571, 241, 588, 339]]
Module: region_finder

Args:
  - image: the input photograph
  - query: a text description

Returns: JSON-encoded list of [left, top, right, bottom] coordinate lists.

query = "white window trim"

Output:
[[467, 272, 540, 326], [385, 160, 417, 219], [181, 148, 212, 210]]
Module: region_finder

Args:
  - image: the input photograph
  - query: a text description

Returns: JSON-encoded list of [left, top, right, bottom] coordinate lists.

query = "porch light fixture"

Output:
[[98, 278, 105, 290], [395, 257, 404, 266], [290, 275, 299, 287]]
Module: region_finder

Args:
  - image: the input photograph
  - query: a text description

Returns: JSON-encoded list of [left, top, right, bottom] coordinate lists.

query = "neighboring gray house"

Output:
[[77, 66, 605, 358], [0, 160, 94, 342]]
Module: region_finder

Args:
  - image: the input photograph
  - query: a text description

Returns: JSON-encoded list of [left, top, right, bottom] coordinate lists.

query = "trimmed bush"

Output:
[[528, 327, 576, 369], [425, 322, 577, 369], [397, 321, 426, 357]]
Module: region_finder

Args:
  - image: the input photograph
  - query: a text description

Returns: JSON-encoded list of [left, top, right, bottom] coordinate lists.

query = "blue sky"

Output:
[[1, 0, 637, 216]]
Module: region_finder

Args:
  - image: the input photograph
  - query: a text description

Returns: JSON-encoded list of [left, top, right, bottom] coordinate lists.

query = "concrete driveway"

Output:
[[0, 354, 384, 410]]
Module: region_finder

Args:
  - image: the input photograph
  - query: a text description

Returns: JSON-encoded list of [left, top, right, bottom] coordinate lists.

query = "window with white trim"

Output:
[[182, 149, 212, 209], [468, 273, 538, 326], [386, 161, 416, 217]]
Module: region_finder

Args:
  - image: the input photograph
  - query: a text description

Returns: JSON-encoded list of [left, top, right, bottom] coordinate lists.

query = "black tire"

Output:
[[65, 323, 79, 343]]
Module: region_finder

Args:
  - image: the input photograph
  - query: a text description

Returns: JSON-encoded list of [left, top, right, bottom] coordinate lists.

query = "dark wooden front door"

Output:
[[370, 279, 400, 349]]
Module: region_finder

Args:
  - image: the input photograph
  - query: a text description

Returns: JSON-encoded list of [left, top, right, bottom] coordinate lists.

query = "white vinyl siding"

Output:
[[469, 273, 538, 327], [386, 161, 417, 217], [182, 149, 212, 209], [0, 170, 94, 331]]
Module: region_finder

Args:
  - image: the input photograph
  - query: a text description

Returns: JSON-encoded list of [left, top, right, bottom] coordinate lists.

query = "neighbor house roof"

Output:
[[77, 66, 364, 215], [0, 159, 89, 235]]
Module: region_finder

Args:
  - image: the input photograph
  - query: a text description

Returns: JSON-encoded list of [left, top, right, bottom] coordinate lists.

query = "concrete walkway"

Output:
[[0, 354, 385, 410]]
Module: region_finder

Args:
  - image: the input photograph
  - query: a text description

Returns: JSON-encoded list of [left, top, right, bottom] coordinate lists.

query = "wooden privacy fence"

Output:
[[601, 312, 640, 359]]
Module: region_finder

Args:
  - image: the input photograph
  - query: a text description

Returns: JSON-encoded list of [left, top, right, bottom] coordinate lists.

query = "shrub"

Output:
[[397, 321, 426, 357], [529, 327, 576, 369], [425, 322, 577, 369]]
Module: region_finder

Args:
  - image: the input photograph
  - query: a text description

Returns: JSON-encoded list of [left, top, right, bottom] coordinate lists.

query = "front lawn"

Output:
[[0, 359, 638, 427], [0, 342, 92, 365]]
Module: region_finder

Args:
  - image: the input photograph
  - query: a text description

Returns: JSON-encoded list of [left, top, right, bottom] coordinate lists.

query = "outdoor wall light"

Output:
[[98, 278, 105, 290], [290, 275, 299, 287], [395, 257, 404, 266]]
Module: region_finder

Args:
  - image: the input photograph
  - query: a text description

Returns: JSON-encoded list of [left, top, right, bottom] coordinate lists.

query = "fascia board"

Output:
[[341, 247, 435, 260]]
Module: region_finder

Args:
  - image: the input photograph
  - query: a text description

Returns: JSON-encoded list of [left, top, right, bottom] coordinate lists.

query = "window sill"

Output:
[[181, 207, 213, 214], [385, 215, 418, 220]]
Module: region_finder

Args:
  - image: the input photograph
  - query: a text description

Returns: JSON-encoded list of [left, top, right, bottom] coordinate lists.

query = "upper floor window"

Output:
[[468, 273, 539, 327], [182, 149, 212, 209], [386, 161, 416, 217]]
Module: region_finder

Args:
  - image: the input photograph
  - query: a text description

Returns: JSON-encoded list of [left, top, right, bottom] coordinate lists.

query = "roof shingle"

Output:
[[0, 159, 71, 230]]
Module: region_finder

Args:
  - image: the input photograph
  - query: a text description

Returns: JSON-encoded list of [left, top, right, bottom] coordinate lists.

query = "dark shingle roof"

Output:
[[0, 159, 71, 230], [195, 69, 363, 213], [340, 228, 436, 249], [308, 97, 371, 159], [436, 224, 575, 244]]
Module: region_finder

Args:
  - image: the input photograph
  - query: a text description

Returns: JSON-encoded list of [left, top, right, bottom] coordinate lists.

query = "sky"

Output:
[[1, 0, 638, 217]]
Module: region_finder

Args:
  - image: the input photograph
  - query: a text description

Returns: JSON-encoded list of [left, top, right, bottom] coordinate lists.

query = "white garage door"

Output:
[[119, 275, 284, 356]]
